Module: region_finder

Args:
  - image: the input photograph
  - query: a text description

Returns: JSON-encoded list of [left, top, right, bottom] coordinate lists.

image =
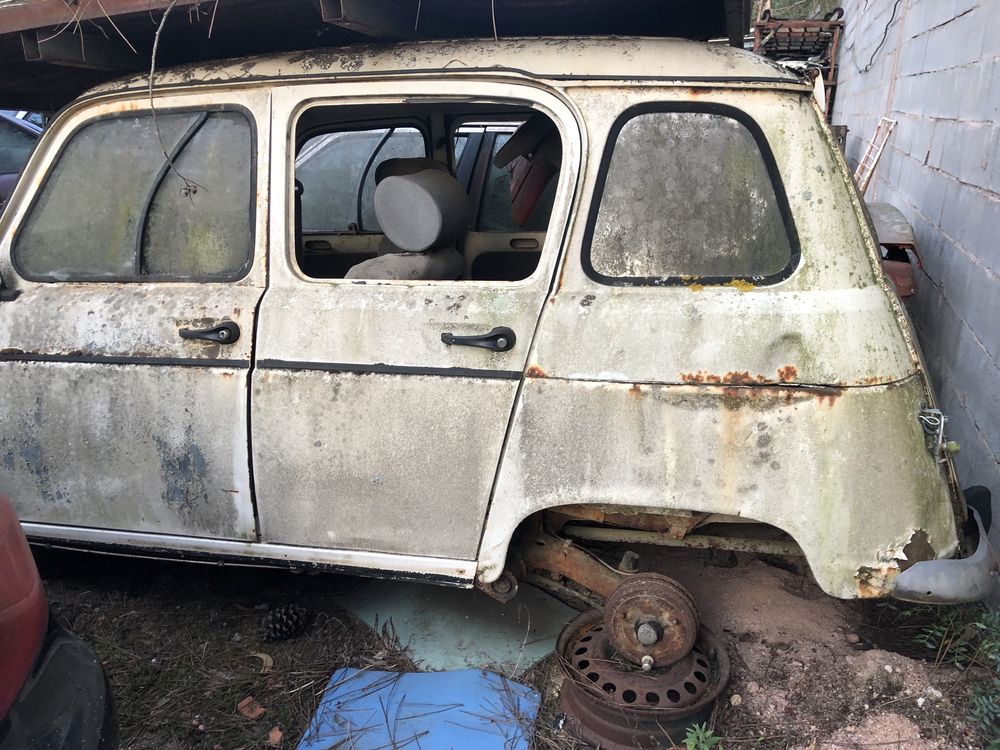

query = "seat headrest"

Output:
[[374, 169, 470, 253], [375, 157, 449, 184], [494, 114, 561, 168]]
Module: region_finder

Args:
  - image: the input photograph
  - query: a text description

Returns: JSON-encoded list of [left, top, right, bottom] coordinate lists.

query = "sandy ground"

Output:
[[531, 545, 988, 749], [36, 545, 989, 749]]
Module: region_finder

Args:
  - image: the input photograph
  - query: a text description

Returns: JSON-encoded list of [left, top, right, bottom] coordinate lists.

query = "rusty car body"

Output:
[[0, 37, 994, 605]]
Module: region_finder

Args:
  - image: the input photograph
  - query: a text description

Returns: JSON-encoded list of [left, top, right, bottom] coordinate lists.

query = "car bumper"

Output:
[[0, 619, 117, 750], [891, 509, 1000, 604]]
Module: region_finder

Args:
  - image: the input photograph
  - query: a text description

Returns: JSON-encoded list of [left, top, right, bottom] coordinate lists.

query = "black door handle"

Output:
[[441, 326, 516, 352], [179, 320, 241, 344]]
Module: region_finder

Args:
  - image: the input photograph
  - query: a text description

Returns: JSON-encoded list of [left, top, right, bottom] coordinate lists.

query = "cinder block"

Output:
[[926, 118, 956, 170], [955, 122, 997, 190], [922, 8, 986, 70], [920, 0, 962, 38], [956, 61, 995, 123], [923, 68, 966, 119], [951, 323, 1000, 455], [898, 34, 929, 77], [940, 184, 1000, 269], [978, 6, 1000, 55], [934, 241, 1000, 364]]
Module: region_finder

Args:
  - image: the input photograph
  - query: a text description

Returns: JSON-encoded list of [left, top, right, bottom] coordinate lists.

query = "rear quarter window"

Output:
[[583, 104, 798, 286]]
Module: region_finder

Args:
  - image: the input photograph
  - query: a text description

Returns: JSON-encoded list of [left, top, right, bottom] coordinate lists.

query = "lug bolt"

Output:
[[641, 655, 654, 672]]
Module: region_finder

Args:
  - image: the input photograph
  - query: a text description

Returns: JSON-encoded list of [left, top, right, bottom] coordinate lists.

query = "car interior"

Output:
[[293, 103, 561, 282]]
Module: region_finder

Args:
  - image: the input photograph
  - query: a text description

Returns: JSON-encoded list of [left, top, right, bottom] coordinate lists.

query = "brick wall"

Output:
[[833, 0, 999, 600]]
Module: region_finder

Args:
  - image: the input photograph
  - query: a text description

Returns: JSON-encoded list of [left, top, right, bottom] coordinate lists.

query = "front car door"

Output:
[[251, 79, 579, 576], [0, 89, 270, 543]]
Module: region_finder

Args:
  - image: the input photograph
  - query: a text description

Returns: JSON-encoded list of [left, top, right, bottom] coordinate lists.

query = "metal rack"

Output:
[[752, 6, 844, 118]]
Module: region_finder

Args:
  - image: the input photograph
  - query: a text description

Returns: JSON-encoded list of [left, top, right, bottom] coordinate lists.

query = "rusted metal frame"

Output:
[[21, 28, 139, 70], [547, 505, 709, 539], [518, 531, 627, 600], [0, 0, 200, 36], [562, 523, 804, 557]]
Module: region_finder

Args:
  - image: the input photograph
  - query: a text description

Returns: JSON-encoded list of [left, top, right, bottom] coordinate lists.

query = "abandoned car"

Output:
[[0, 38, 996, 627]]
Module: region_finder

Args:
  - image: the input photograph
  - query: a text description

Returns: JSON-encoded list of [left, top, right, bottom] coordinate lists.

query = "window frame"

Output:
[[11, 103, 258, 284], [581, 102, 801, 288]]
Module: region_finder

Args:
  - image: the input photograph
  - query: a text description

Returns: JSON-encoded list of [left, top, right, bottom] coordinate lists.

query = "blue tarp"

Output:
[[297, 668, 540, 750]]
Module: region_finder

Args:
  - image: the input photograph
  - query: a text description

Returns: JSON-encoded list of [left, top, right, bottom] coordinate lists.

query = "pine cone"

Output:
[[260, 604, 312, 642]]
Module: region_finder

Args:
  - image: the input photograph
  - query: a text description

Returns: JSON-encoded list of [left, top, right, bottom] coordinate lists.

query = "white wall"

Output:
[[833, 0, 1000, 601]]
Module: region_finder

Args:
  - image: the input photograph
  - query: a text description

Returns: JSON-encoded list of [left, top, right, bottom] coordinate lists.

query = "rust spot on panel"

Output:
[[688, 283, 705, 292], [777, 365, 798, 382], [628, 383, 642, 396], [680, 371, 769, 385], [525, 364, 547, 378], [724, 279, 755, 292], [680, 371, 713, 384], [854, 375, 883, 385], [723, 371, 769, 385], [855, 564, 900, 598], [812, 387, 843, 407]]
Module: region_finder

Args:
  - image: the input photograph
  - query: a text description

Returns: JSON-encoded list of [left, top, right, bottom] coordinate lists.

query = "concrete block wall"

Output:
[[833, 0, 1000, 600]]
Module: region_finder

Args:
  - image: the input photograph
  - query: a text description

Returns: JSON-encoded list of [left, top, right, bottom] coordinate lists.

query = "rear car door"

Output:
[[251, 79, 579, 566], [0, 91, 269, 542]]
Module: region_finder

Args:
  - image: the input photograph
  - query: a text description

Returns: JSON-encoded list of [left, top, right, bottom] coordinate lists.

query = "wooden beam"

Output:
[[319, 0, 419, 40], [0, 0, 201, 36]]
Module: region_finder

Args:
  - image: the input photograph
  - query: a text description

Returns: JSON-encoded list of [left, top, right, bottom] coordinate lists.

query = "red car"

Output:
[[0, 495, 117, 749]]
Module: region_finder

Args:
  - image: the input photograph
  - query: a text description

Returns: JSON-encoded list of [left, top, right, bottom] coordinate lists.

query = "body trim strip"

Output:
[[21, 522, 477, 584], [0, 352, 248, 368], [257, 358, 521, 379]]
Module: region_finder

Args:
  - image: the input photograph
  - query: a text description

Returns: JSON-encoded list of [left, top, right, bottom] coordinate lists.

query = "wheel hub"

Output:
[[603, 572, 700, 668]]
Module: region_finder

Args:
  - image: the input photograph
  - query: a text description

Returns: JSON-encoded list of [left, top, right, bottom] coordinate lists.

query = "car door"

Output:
[[251, 79, 579, 565], [0, 90, 270, 542]]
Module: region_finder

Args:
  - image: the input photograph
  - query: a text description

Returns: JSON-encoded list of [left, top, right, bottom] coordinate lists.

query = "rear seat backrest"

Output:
[[344, 169, 469, 281], [374, 158, 452, 256]]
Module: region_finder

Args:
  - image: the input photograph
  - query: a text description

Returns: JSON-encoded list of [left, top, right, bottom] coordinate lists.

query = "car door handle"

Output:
[[178, 320, 241, 344], [441, 326, 516, 352]]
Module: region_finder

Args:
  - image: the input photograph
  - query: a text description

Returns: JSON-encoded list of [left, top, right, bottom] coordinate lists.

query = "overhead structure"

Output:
[[752, 5, 844, 117], [0, 0, 751, 110]]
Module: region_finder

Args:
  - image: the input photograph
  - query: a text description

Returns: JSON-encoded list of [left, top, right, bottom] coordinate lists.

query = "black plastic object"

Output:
[[440, 326, 515, 352], [0, 621, 118, 750], [178, 320, 240, 344]]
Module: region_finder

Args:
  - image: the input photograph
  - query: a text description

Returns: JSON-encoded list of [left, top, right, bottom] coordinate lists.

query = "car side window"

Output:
[[296, 127, 425, 234], [13, 109, 254, 282], [585, 107, 796, 285], [477, 133, 557, 232], [0, 119, 37, 174]]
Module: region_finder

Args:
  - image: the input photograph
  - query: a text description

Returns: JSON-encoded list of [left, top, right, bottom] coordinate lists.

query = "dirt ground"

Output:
[[35, 544, 990, 749]]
